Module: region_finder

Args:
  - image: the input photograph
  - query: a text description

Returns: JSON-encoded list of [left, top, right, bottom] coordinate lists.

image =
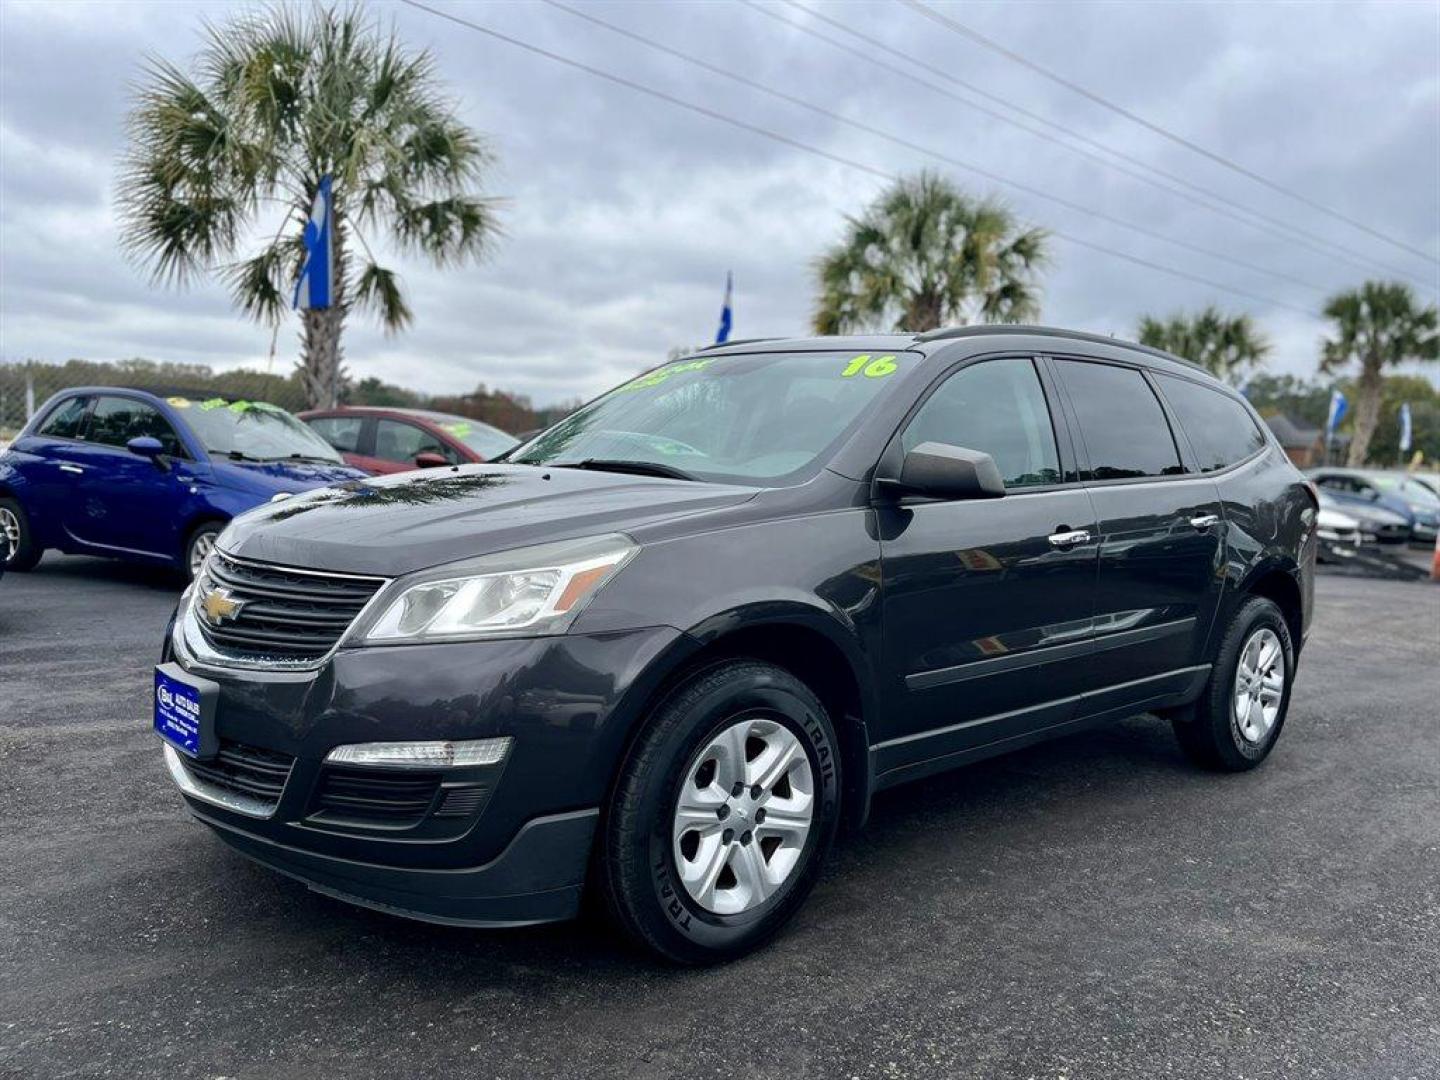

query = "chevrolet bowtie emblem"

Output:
[[199, 586, 246, 626]]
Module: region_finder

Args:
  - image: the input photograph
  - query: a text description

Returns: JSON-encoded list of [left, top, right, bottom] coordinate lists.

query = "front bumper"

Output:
[[160, 624, 683, 925]]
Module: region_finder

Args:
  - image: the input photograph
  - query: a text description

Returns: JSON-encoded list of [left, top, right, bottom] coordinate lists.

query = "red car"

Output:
[[299, 407, 519, 475]]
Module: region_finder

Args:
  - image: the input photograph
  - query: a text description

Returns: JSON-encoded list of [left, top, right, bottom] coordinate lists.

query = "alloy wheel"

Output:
[[1233, 626, 1284, 744], [189, 531, 217, 577], [671, 716, 815, 916], [0, 507, 20, 562]]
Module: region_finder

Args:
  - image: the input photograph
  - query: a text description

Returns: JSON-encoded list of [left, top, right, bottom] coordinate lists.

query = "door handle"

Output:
[[58, 463, 85, 475], [1189, 514, 1221, 529], [1048, 528, 1091, 548]]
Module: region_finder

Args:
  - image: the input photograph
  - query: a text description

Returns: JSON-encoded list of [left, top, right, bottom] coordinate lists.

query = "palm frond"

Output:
[[353, 261, 413, 333], [812, 171, 1049, 334]]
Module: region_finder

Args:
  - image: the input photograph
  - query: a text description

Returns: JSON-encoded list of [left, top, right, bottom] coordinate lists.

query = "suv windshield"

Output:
[[176, 398, 343, 463], [512, 351, 913, 484]]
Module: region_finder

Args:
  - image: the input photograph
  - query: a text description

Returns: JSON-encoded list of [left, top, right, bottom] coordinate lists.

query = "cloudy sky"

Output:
[[2, 0, 1437, 406]]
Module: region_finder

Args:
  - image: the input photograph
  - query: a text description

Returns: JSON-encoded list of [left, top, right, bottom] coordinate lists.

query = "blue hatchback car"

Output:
[[0, 387, 367, 578]]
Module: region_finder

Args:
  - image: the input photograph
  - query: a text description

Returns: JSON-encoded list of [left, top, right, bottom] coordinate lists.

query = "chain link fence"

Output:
[[0, 358, 580, 446]]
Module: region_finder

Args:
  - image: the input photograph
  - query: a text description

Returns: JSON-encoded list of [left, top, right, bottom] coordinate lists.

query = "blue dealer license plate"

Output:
[[154, 666, 206, 757]]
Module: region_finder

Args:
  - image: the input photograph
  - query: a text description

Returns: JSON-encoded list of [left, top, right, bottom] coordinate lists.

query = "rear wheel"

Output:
[[601, 660, 841, 964], [0, 497, 42, 571], [1172, 596, 1294, 771]]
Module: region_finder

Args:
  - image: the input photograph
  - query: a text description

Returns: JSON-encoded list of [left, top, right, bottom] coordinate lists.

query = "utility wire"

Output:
[[754, 0, 1427, 288], [898, 0, 1440, 267], [396, 0, 1315, 317], [541, 0, 1325, 295]]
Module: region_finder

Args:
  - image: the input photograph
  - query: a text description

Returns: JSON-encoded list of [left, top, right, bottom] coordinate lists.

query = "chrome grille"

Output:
[[195, 551, 386, 661]]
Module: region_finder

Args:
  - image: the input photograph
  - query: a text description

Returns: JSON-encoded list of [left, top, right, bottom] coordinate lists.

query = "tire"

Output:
[[182, 522, 223, 580], [0, 496, 42, 571], [1172, 596, 1295, 771], [601, 659, 842, 964]]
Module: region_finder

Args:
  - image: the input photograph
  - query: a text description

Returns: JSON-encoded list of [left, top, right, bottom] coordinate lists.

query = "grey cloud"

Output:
[[1, 0, 1436, 406]]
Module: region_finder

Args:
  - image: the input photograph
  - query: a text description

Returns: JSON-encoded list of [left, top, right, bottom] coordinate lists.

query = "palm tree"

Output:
[[812, 172, 1048, 334], [1319, 281, 1438, 466], [1136, 306, 1270, 383], [118, 5, 500, 408]]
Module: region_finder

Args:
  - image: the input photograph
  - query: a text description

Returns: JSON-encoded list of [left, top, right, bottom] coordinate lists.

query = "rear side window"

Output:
[[308, 415, 365, 454], [1057, 360, 1182, 480], [36, 396, 90, 438], [86, 396, 185, 456], [1157, 374, 1266, 472], [374, 419, 456, 465], [902, 357, 1060, 488]]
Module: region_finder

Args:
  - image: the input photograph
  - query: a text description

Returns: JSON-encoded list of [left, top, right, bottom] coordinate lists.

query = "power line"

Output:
[[754, 0, 1428, 288], [541, 0, 1328, 295], [395, 0, 1316, 317], [898, 0, 1440, 268]]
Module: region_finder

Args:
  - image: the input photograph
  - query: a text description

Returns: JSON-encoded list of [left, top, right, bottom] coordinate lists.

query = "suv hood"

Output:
[[219, 464, 759, 576]]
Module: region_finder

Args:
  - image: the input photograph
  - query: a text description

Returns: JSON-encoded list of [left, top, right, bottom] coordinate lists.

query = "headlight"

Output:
[[355, 533, 637, 644]]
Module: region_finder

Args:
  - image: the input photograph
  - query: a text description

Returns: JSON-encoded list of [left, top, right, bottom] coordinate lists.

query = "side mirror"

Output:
[[127, 436, 165, 459], [890, 442, 1006, 500], [414, 452, 448, 469]]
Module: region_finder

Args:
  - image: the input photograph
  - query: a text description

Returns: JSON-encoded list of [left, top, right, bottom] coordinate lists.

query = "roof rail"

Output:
[[695, 337, 782, 352], [913, 324, 1207, 374]]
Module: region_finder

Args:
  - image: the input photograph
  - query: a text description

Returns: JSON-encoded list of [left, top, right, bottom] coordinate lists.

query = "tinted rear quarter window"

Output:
[[1157, 374, 1265, 472], [1057, 360, 1182, 480], [36, 396, 90, 438]]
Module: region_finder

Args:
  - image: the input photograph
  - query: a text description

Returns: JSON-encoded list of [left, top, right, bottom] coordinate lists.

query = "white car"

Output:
[[1315, 503, 1362, 559]]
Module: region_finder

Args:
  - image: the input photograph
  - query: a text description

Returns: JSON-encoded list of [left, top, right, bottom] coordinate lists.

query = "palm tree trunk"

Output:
[[906, 291, 945, 332], [298, 215, 347, 410], [1345, 356, 1384, 466]]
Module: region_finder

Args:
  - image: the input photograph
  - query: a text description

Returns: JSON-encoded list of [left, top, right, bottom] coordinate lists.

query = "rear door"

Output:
[[68, 395, 193, 557], [876, 355, 1100, 778], [1049, 357, 1225, 709]]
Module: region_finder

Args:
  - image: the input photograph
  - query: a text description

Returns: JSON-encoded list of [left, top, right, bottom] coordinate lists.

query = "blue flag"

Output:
[[293, 175, 334, 310], [1399, 402, 1412, 453], [715, 271, 733, 344], [1326, 388, 1348, 435]]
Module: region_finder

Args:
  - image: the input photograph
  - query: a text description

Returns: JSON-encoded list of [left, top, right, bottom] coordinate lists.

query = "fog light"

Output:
[[324, 737, 512, 768]]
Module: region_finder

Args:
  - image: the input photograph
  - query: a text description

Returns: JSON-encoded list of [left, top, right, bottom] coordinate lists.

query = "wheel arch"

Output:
[[179, 512, 230, 561], [1236, 560, 1304, 655], [607, 604, 879, 835]]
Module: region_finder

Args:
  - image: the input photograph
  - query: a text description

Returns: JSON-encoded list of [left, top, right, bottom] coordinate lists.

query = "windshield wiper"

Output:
[[557, 459, 697, 482], [221, 449, 263, 462], [270, 453, 338, 464]]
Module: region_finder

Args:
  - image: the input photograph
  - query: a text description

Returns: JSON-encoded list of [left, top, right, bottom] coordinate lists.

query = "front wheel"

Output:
[[183, 522, 223, 580], [1172, 597, 1295, 771], [600, 660, 842, 964], [0, 497, 42, 571]]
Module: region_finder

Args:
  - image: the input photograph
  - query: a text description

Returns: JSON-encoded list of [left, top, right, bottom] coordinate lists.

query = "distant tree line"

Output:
[[0, 358, 580, 437]]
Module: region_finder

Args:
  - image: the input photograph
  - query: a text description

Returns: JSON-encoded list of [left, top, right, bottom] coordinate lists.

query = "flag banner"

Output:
[[715, 271, 733, 344], [1399, 402, 1412, 453], [294, 175, 334, 310], [1326, 388, 1348, 434]]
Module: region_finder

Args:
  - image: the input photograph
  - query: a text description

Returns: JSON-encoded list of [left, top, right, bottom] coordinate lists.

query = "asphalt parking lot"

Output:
[[1, 557, 1437, 1079]]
